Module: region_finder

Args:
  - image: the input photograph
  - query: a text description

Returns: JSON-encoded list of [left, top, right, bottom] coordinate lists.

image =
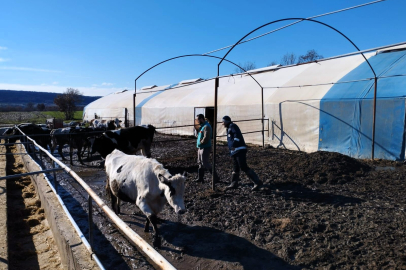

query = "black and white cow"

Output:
[[91, 125, 156, 159], [105, 149, 186, 248], [92, 118, 121, 130]]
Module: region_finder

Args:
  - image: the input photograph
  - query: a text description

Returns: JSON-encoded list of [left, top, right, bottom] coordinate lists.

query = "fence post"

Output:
[[88, 195, 94, 250], [261, 86, 265, 148]]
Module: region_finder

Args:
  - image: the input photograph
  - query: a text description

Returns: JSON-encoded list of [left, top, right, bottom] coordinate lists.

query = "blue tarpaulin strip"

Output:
[[319, 50, 406, 160]]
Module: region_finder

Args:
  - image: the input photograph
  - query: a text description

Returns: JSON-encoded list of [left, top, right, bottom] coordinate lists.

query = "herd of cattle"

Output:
[[1, 119, 155, 165], [0, 119, 187, 248]]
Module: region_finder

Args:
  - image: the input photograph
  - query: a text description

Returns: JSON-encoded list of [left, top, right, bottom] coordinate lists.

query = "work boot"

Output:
[[226, 172, 239, 190], [246, 169, 263, 191], [208, 168, 220, 183], [194, 168, 205, 183]]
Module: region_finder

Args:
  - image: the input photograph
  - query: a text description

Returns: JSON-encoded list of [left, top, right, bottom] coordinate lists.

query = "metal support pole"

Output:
[[133, 93, 136, 127], [88, 195, 94, 250], [212, 77, 219, 191], [134, 80, 137, 127], [371, 77, 378, 160], [261, 87, 265, 148]]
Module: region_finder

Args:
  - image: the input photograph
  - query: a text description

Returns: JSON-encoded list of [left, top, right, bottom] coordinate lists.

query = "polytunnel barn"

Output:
[[83, 42, 406, 161]]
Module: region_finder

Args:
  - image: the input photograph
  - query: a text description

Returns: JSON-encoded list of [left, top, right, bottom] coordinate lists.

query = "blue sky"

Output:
[[0, 0, 405, 96]]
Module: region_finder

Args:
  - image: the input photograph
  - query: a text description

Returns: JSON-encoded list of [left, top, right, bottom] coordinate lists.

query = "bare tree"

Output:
[[267, 61, 278, 66], [25, 102, 34, 112], [37, 103, 45, 111], [280, 53, 297, 66], [54, 88, 83, 120], [234, 61, 257, 73], [297, 49, 323, 64]]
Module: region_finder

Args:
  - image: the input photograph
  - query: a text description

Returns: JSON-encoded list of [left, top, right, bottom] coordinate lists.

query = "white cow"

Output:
[[105, 149, 186, 247]]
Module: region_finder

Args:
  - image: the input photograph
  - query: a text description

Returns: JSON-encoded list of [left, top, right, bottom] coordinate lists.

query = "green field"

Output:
[[42, 111, 83, 120], [0, 111, 83, 125]]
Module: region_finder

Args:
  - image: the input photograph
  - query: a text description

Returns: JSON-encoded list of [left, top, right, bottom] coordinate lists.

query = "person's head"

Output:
[[196, 114, 205, 125], [222, 115, 231, 128]]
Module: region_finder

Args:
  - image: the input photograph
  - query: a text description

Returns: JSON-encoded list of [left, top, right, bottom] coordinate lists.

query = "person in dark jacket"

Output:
[[222, 115, 263, 191], [194, 114, 219, 183]]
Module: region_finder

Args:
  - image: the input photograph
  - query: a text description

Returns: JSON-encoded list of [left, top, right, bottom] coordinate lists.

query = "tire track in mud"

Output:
[[6, 144, 62, 270]]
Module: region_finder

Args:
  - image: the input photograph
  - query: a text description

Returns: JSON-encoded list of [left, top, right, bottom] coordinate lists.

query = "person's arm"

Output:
[[200, 124, 211, 145], [231, 125, 243, 148]]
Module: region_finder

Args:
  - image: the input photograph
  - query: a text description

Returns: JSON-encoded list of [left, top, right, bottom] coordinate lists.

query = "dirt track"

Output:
[[51, 134, 406, 269]]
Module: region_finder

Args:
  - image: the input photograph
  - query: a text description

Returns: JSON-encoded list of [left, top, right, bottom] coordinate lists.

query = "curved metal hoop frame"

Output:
[[219, 17, 376, 77], [214, 17, 379, 167], [133, 54, 265, 127], [134, 54, 263, 90]]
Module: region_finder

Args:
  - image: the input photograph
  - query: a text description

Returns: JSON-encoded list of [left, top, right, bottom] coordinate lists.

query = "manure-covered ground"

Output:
[[49, 133, 406, 269]]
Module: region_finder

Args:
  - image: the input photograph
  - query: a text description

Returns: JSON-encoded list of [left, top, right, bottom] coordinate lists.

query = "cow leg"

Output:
[[58, 145, 66, 160], [116, 197, 121, 214], [111, 195, 117, 214], [78, 145, 84, 165], [149, 215, 161, 248], [69, 146, 74, 165], [144, 218, 150, 232]]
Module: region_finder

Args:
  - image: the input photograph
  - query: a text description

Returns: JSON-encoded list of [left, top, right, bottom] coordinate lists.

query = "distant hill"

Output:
[[0, 90, 101, 106]]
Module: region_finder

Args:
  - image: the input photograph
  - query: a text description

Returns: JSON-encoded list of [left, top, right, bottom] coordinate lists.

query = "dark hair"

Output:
[[222, 115, 231, 123], [197, 114, 205, 120]]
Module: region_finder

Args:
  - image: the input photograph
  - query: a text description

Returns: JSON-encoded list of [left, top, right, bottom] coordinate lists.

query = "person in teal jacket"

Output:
[[194, 114, 219, 183]]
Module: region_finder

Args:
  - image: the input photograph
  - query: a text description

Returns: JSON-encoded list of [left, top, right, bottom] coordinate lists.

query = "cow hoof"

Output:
[[144, 227, 149, 233], [153, 236, 161, 248]]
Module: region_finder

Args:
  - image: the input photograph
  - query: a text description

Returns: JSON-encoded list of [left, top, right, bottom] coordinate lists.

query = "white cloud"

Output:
[[0, 58, 8, 62], [0, 83, 127, 96], [0, 66, 61, 73], [101, 82, 114, 86], [0, 46, 7, 50], [52, 81, 59, 85]]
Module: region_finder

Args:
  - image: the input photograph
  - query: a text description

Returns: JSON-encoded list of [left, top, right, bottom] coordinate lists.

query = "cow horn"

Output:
[[182, 171, 187, 177]]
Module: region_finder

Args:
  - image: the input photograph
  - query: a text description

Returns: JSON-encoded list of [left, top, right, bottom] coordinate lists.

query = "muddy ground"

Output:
[[40, 133, 406, 269], [6, 144, 62, 270]]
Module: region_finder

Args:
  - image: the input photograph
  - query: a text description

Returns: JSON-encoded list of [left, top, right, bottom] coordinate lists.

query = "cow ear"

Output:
[[158, 174, 169, 184]]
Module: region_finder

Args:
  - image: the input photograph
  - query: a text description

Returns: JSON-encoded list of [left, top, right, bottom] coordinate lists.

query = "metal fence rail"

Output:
[[12, 126, 177, 270]]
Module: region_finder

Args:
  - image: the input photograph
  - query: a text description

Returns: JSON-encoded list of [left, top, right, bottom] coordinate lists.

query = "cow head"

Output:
[[115, 118, 122, 129], [158, 173, 186, 215], [2, 127, 17, 143], [91, 135, 116, 158]]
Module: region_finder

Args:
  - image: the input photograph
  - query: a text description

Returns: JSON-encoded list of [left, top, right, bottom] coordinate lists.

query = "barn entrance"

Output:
[[194, 107, 214, 135]]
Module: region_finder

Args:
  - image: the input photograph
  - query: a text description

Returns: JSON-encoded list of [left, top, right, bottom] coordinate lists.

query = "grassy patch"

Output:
[[0, 111, 83, 125]]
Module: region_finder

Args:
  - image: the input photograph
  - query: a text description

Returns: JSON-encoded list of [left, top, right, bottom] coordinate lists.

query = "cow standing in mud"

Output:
[[91, 125, 156, 159], [51, 127, 97, 165], [105, 149, 186, 248]]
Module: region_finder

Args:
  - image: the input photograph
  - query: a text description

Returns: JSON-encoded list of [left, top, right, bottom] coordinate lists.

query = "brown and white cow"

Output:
[[105, 149, 186, 248]]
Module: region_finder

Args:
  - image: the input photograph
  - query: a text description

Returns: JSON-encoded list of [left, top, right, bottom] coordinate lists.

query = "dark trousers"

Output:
[[232, 149, 250, 174]]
